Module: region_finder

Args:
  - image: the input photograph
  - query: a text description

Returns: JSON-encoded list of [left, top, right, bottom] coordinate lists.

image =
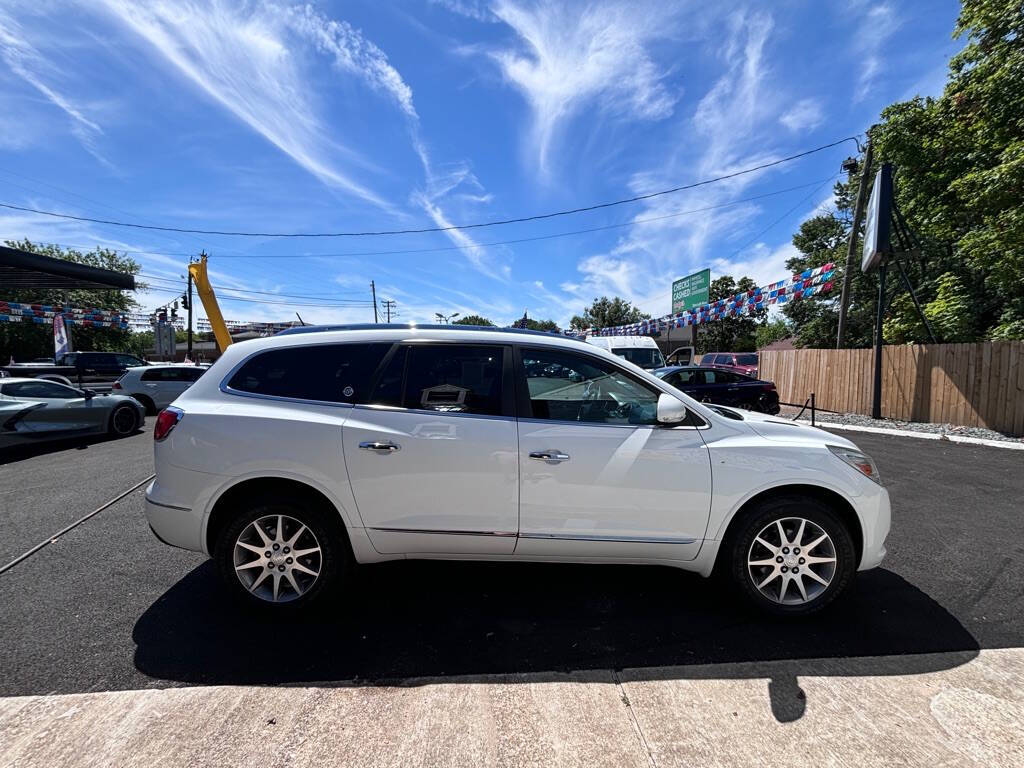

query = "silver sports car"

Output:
[[0, 377, 145, 449]]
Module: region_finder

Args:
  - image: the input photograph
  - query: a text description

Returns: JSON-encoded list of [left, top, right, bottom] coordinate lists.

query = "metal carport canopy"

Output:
[[0, 245, 136, 291]]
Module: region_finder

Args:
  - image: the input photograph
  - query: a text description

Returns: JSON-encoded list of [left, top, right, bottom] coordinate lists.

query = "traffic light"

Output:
[[181, 292, 189, 310]]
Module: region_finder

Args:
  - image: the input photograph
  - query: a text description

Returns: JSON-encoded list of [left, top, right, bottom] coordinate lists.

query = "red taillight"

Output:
[[763, 383, 776, 392], [111, 381, 122, 390], [154, 407, 182, 441]]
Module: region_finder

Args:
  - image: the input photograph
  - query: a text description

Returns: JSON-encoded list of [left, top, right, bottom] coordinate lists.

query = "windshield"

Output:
[[736, 354, 758, 366], [612, 347, 666, 369]]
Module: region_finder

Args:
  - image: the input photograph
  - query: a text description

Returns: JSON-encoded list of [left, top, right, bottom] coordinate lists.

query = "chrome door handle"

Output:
[[359, 440, 401, 453], [529, 450, 570, 463]]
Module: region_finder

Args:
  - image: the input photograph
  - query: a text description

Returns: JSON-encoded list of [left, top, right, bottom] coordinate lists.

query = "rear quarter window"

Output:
[[227, 343, 391, 403]]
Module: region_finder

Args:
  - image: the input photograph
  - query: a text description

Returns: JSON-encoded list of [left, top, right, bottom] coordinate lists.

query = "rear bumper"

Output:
[[144, 481, 204, 551]]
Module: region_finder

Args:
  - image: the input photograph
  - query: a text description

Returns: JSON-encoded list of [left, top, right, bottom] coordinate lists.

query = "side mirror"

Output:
[[656, 393, 688, 425], [82, 389, 97, 400]]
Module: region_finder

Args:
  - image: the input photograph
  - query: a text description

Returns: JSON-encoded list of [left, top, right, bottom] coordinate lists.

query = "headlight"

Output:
[[828, 445, 881, 484]]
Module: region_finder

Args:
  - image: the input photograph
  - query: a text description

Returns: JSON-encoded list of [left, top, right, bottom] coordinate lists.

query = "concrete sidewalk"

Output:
[[2, 649, 1021, 768]]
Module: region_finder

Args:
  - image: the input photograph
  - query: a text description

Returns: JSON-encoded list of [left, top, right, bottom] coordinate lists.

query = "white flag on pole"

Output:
[[54, 314, 71, 358]]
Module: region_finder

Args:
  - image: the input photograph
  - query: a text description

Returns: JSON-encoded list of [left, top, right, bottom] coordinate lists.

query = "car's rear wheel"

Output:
[[131, 394, 157, 415], [215, 498, 346, 611], [108, 403, 139, 437], [728, 496, 856, 616]]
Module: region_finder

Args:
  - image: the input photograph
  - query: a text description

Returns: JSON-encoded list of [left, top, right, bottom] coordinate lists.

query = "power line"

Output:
[[137, 272, 374, 302], [1, 176, 841, 262], [136, 285, 374, 309], [728, 175, 840, 258], [0, 137, 859, 238]]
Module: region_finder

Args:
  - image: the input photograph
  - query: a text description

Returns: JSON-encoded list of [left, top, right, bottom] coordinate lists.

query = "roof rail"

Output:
[[276, 323, 584, 341]]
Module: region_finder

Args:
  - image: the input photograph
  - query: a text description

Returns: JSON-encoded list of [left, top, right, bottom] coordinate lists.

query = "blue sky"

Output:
[[0, 0, 962, 328]]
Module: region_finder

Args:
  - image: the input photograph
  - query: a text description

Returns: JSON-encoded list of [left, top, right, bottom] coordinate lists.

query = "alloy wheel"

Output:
[[747, 516, 837, 605], [112, 406, 136, 435], [233, 514, 322, 603]]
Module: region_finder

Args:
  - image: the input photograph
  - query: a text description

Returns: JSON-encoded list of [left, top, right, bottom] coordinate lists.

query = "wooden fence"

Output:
[[759, 341, 1024, 436]]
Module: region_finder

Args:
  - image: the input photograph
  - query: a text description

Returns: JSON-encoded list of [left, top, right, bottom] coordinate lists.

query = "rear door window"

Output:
[[402, 344, 506, 416], [227, 343, 391, 403]]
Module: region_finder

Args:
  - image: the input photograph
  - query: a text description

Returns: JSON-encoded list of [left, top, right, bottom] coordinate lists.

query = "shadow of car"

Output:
[[132, 561, 979, 720]]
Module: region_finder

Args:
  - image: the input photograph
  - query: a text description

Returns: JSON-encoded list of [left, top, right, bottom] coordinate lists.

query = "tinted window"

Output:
[[736, 354, 758, 366], [667, 369, 697, 387], [228, 343, 390, 403], [142, 367, 205, 382], [702, 369, 739, 384], [85, 353, 117, 367], [521, 348, 660, 425], [115, 355, 145, 367], [4, 380, 79, 399], [368, 346, 407, 407], [611, 347, 666, 369], [403, 345, 504, 416]]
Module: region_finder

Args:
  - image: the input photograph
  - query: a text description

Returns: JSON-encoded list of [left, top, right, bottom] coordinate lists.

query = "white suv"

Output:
[[145, 325, 889, 616]]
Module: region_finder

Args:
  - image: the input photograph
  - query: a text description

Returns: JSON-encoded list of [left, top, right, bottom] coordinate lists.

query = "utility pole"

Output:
[[837, 139, 874, 348], [371, 280, 378, 323], [382, 299, 397, 323], [185, 260, 194, 359]]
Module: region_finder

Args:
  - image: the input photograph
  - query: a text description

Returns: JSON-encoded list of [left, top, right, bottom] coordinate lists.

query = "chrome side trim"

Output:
[[516, 416, 707, 430], [353, 404, 515, 422], [369, 527, 517, 538], [519, 532, 697, 545]]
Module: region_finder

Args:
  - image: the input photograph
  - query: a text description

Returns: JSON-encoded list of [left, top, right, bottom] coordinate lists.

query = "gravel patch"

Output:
[[776, 406, 1024, 444]]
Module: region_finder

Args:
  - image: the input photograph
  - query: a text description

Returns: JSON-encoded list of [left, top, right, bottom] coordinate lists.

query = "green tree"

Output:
[[569, 296, 649, 330], [0, 240, 142, 361], [784, 0, 1024, 345], [696, 275, 765, 353], [454, 314, 495, 326], [756, 318, 791, 349], [522, 318, 559, 332]]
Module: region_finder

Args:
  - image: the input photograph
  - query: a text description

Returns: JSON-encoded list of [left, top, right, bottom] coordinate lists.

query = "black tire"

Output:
[[214, 496, 348, 612], [108, 403, 139, 437], [727, 495, 856, 617], [131, 394, 157, 416]]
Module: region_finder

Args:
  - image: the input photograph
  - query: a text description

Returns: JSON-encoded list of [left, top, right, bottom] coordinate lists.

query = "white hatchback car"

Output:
[[113, 364, 207, 414], [145, 325, 890, 616]]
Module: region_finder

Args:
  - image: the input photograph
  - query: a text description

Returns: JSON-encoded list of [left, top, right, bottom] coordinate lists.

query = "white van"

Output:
[[585, 335, 666, 369]]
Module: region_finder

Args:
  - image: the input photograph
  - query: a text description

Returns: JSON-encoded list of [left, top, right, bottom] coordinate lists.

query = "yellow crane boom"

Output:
[[187, 254, 233, 353]]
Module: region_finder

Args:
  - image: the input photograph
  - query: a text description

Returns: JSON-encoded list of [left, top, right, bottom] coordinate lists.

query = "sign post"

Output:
[[862, 163, 893, 420]]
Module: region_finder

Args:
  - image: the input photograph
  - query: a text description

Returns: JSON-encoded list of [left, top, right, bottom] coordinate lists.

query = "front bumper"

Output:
[[857, 482, 891, 570]]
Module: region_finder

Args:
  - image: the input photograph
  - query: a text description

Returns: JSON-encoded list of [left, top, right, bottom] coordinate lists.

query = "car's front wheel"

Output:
[[108, 403, 139, 437], [728, 496, 856, 616], [215, 498, 346, 610]]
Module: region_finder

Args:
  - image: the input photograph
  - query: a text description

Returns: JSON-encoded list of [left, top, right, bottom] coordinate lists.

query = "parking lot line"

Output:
[[0, 474, 154, 576]]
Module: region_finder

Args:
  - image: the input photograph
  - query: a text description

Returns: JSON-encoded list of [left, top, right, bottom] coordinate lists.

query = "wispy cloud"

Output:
[[487, 0, 679, 174], [95, 0, 392, 207], [779, 98, 824, 133], [429, 0, 497, 23], [851, 2, 900, 102], [0, 9, 109, 164], [558, 9, 797, 319]]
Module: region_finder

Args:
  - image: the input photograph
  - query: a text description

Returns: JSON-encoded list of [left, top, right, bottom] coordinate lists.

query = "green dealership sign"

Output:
[[672, 268, 710, 314]]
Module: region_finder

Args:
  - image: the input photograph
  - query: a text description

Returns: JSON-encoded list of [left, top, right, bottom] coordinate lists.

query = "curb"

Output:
[[794, 420, 1024, 451]]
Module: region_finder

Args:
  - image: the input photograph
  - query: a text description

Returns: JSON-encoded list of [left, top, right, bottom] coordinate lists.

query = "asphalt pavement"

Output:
[[0, 428, 1021, 700]]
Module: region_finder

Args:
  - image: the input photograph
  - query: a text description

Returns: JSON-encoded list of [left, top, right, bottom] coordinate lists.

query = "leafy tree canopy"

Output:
[[696, 275, 765, 353], [522, 318, 559, 332], [453, 314, 495, 326], [0, 240, 142, 362], [569, 296, 649, 330], [784, 0, 1024, 345]]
